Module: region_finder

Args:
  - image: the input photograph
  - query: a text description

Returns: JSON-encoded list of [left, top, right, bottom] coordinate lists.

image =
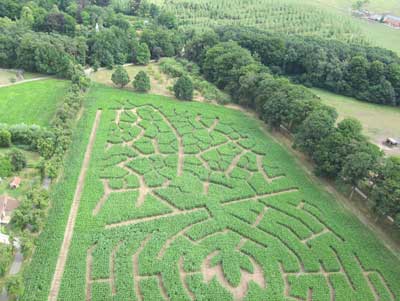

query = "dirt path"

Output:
[[0, 76, 50, 88], [49, 110, 102, 301], [157, 110, 184, 176]]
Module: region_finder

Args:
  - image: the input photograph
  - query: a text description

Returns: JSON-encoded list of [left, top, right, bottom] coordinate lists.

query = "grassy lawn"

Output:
[[312, 88, 400, 155], [0, 148, 42, 199], [23, 84, 400, 300], [0, 79, 70, 126]]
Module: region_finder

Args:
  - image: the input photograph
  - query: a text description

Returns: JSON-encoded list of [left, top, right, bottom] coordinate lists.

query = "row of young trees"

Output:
[[185, 33, 400, 225], [211, 26, 400, 106], [111, 65, 194, 100]]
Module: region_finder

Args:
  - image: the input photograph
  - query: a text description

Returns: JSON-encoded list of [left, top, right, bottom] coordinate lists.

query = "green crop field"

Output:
[[23, 84, 400, 300], [150, 0, 366, 44], [0, 79, 70, 126], [148, 0, 400, 54]]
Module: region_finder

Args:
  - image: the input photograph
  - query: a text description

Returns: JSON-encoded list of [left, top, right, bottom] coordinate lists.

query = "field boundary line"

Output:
[[0, 76, 51, 88], [48, 110, 102, 301]]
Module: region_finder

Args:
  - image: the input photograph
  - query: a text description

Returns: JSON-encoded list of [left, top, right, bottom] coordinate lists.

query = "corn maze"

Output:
[[42, 88, 400, 301]]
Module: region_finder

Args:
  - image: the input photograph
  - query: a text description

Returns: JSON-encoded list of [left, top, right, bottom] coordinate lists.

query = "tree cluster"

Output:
[[213, 26, 400, 106]]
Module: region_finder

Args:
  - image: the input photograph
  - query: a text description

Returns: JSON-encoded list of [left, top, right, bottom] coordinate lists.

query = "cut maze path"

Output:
[[49, 110, 102, 301]]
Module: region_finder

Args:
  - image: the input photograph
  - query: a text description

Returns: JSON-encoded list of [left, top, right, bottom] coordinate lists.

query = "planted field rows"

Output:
[[43, 88, 400, 301]]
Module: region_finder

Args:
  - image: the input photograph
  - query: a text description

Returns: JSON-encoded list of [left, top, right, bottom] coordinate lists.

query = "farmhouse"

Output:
[[9, 176, 21, 189], [0, 195, 20, 224], [383, 15, 400, 28]]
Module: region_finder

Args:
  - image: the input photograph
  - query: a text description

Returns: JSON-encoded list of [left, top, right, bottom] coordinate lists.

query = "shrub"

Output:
[[0, 244, 13, 277], [133, 71, 151, 92], [0, 129, 11, 147], [0, 156, 13, 177], [111, 65, 130, 88], [6, 275, 24, 299], [135, 43, 151, 65], [174, 75, 194, 101], [9, 149, 27, 172]]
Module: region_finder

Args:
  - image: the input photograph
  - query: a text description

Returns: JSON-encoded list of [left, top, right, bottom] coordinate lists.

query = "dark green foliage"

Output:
[[370, 157, 400, 218], [0, 156, 13, 177], [215, 26, 400, 106], [6, 275, 25, 299], [0, 244, 13, 277], [9, 149, 27, 172], [111, 65, 130, 88], [0, 129, 11, 147], [135, 43, 151, 65], [11, 189, 50, 233], [133, 71, 151, 92], [174, 75, 194, 101]]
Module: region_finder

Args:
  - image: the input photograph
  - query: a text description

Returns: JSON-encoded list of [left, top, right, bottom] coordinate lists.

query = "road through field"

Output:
[[48, 110, 102, 301]]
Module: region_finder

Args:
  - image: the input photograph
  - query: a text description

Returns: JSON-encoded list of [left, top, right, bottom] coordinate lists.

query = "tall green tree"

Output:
[[294, 107, 337, 157], [133, 71, 151, 92], [111, 65, 130, 88], [174, 75, 194, 101], [135, 43, 150, 65]]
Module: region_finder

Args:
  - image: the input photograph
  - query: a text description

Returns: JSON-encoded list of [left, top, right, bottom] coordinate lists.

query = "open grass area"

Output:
[[312, 88, 400, 156], [90, 64, 174, 98], [0, 79, 70, 126], [23, 84, 400, 300]]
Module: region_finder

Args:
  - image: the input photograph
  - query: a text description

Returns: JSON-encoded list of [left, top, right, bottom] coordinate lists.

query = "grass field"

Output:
[[23, 84, 400, 300], [312, 88, 400, 156], [0, 79, 70, 126]]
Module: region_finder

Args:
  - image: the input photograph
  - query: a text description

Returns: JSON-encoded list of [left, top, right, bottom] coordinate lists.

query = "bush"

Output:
[[9, 149, 27, 172], [0, 244, 13, 277], [133, 71, 151, 92], [0, 129, 11, 147], [135, 43, 151, 65], [6, 275, 24, 299], [174, 75, 194, 101], [0, 156, 13, 177], [111, 65, 130, 88]]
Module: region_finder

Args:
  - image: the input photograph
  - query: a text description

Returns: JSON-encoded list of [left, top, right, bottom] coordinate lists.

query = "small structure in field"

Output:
[[383, 15, 400, 28], [9, 177, 21, 189], [384, 137, 399, 147], [0, 195, 20, 224]]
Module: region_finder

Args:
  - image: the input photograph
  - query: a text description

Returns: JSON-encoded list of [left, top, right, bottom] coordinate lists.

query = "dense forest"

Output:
[[0, 0, 399, 231]]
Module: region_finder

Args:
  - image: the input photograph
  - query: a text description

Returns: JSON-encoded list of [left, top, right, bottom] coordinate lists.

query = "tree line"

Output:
[[185, 31, 400, 225], [213, 26, 400, 106]]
